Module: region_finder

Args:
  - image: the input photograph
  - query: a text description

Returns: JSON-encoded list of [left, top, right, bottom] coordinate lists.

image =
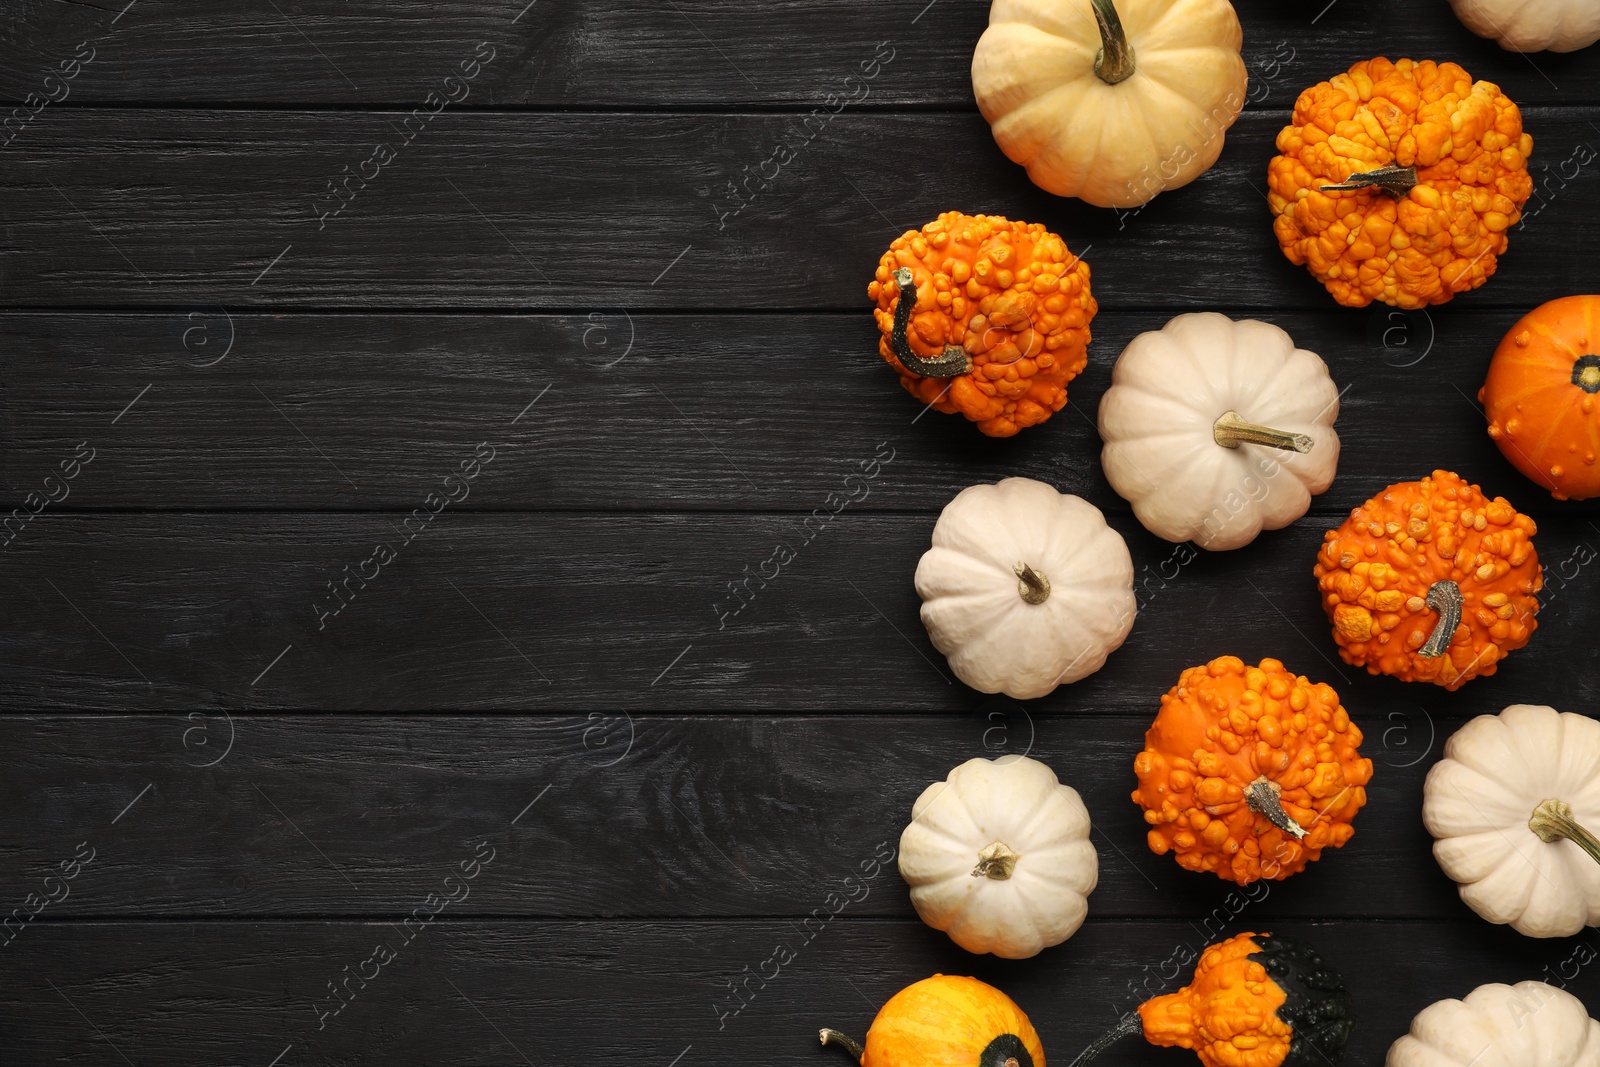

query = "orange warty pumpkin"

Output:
[[1315, 470, 1541, 689], [1480, 295, 1600, 501], [821, 974, 1046, 1067], [1072, 932, 1353, 1067], [1267, 58, 1534, 309], [1132, 657, 1370, 885], [869, 212, 1095, 437]]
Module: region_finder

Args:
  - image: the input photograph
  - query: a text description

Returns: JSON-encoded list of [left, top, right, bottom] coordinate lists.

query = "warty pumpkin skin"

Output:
[[820, 974, 1046, 1067], [1267, 58, 1534, 309], [1070, 932, 1354, 1067], [1132, 657, 1371, 884], [869, 212, 1096, 437], [1314, 470, 1541, 689], [1480, 295, 1600, 500], [972, 0, 1247, 208]]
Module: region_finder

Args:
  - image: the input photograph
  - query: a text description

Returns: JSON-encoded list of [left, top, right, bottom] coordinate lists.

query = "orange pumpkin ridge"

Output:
[[822, 974, 1046, 1067], [1266, 58, 1534, 309], [1132, 657, 1371, 884], [868, 212, 1095, 437], [1314, 470, 1541, 688], [1480, 295, 1600, 500]]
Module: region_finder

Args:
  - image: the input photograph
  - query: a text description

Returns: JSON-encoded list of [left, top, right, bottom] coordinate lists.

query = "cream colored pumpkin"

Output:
[[1098, 312, 1341, 551], [899, 755, 1097, 958], [915, 477, 1135, 700], [971, 0, 1247, 208], [1388, 981, 1600, 1067], [1423, 704, 1600, 938], [1449, 0, 1600, 53]]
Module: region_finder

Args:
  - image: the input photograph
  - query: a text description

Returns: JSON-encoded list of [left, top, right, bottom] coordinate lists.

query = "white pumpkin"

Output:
[[899, 755, 1097, 958], [1388, 981, 1600, 1067], [915, 477, 1135, 700], [971, 0, 1247, 208], [1097, 312, 1341, 551], [1423, 704, 1600, 938], [1448, 0, 1600, 53]]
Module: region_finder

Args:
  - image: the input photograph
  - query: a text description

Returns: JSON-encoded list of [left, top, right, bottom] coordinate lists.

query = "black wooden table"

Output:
[[2, 1, 1598, 1063]]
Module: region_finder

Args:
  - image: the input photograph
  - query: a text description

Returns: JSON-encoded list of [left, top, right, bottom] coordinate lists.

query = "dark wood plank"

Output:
[[0, 711, 1478, 919], [3, 108, 1596, 310], [1, 0, 1593, 108], [3, 308, 1596, 512], [4, 919, 1595, 1066], [3, 512, 1596, 710]]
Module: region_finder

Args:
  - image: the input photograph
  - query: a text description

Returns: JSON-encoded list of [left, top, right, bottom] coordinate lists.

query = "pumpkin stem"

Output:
[[1014, 563, 1051, 605], [890, 268, 972, 379], [1245, 776, 1307, 840], [1418, 580, 1463, 659], [1213, 411, 1314, 453], [1089, 0, 1136, 85], [972, 840, 1021, 880], [1068, 1011, 1144, 1067], [1529, 799, 1600, 867], [819, 1029, 865, 1063], [1319, 164, 1419, 198], [1572, 354, 1600, 394]]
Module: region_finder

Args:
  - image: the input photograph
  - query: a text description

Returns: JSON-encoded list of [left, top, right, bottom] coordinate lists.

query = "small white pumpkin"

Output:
[[1448, 0, 1600, 53], [971, 0, 1247, 208], [915, 477, 1135, 700], [1423, 704, 1600, 938], [1387, 981, 1600, 1067], [1097, 312, 1341, 551], [899, 755, 1098, 958]]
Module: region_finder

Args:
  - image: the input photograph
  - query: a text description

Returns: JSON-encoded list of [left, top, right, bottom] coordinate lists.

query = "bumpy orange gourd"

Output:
[[1315, 470, 1541, 689], [1073, 932, 1353, 1067], [821, 974, 1046, 1067], [1133, 658, 1370, 885], [1267, 58, 1534, 309], [869, 212, 1095, 437], [1481, 295, 1600, 500]]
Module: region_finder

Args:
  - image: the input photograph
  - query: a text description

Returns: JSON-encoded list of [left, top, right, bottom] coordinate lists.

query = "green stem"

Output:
[[890, 268, 970, 379], [819, 1029, 865, 1063], [1530, 799, 1600, 866], [1090, 0, 1136, 85], [1213, 411, 1314, 453], [1319, 164, 1418, 197], [1418, 580, 1462, 659], [1069, 1012, 1144, 1067]]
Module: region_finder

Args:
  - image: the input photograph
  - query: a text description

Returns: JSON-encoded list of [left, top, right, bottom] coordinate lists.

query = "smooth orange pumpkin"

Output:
[[1315, 470, 1541, 689], [1267, 58, 1534, 309], [1071, 933, 1353, 1067], [869, 212, 1095, 437], [1132, 657, 1371, 884], [821, 974, 1046, 1067], [1481, 295, 1600, 500]]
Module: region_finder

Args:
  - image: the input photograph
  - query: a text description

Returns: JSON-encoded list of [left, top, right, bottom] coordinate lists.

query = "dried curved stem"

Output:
[[1246, 776, 1306, 840], [1069, 1012, 1144, 1067], [890, 268, 970, 379], [819, 1030, 865, 1063], [1418, 580, 1462, 659], [1530, 799, 1600, 867], [972, 841, 1021, 880], [1090, 0, 1135, 85], [1320, 164, 1418, 197]]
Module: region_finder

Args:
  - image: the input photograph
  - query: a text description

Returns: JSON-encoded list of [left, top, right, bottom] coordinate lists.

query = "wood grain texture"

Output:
[[2, 108, 1596, 310], [4, 308, 1599, 512], [0, 712, 1473, 919], [1, 0, 1594, 108], [3, 512, 1598, 710], [4, 919, 1596, 1066]]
